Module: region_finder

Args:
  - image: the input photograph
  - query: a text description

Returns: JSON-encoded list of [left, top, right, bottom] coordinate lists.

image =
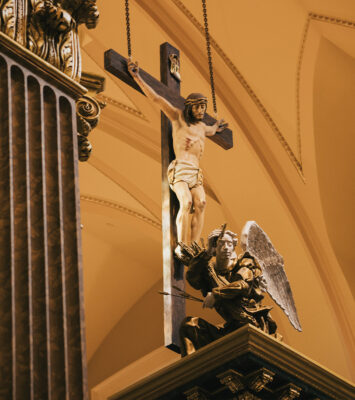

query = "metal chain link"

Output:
[[125, 0, 216, 113], [202, 0, 217, 115], [125, 0, 132, 59]]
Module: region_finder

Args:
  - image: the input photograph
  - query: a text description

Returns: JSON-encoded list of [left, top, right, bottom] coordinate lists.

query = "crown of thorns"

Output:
[[184, 96, 207, 106]]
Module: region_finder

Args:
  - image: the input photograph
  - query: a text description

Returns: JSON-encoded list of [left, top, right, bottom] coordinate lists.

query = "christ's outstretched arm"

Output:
[[205, 119, 228, 136], [128, 60, 180, 121]]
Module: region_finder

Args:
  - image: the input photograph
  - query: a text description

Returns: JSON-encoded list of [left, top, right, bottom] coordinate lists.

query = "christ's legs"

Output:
[[172, 181, 192, 244], [190, 185, 206, 242]]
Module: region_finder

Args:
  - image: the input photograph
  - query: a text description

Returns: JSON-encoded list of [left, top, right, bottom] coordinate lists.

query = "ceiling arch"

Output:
[[133, 0, 354, 361], [313, 37, 355, 298], [77, 0, 355, 385]]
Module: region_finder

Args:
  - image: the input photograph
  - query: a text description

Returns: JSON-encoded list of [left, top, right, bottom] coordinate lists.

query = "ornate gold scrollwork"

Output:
[[217, 369, 244, 394], [0, 0, 100, 80], [77, 95, 102, 125], [76, 95, 105, 162], [77, 135, 92, 162], [169, 53, 181, 82], [1, 0, 16, 39], [247, 368, 275, 392], [183, 386, 210, 400], [276, 383, 302, 400], [237, 392, 260, 400]]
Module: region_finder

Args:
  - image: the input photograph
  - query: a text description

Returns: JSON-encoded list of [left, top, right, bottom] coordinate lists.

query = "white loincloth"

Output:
[[167, 160, 203, 190]]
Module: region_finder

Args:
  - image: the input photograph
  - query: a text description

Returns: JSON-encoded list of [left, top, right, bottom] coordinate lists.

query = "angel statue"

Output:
[[178, 222, 301, 357]]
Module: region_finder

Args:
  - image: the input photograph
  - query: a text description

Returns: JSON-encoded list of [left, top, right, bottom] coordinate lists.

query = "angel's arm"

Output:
[[212, 279, 250, 300], [186, 252, 211, 290]]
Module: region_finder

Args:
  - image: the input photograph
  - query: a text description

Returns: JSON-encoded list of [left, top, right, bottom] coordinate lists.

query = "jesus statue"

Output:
[[128, 60, 227, 260]]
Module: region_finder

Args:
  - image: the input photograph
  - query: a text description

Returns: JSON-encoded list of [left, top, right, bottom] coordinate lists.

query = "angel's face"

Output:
[[216, 235, 234, 260]]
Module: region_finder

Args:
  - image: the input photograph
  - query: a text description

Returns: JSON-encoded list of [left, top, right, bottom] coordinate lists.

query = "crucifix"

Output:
[[104, 42, 233, 353]]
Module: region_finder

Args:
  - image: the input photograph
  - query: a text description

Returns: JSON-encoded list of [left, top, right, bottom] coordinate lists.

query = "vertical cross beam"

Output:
[[160, 42, 185, 353], [104, 43, 232, 353]]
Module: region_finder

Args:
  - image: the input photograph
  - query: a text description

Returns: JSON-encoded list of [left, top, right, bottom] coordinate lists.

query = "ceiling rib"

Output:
[[136, 0, 355, 366], [89, 155, 161, 221]]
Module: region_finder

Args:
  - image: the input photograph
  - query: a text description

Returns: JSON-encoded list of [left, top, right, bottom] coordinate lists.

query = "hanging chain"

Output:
[[125, 0, 132, 59], [202, 0, 217, 115]]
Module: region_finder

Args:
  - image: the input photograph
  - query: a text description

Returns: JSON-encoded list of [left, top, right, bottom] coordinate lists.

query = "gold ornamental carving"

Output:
[[169, 53, 181, 81], [76, 95, 105, 161], [247, 368, 275, 392], [0, 0, 99, 80], [184, 386, 209, 400], [276, 383, 302, 400], [237, 392, 260, 400], [217, 369, 244, 393]]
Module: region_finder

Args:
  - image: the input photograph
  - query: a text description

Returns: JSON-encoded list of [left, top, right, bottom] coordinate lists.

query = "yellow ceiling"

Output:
[[77, 0, 355, 390]]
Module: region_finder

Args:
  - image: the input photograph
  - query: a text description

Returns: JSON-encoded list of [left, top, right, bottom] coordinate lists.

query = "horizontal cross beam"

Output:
[[104, 49, 233, 150]]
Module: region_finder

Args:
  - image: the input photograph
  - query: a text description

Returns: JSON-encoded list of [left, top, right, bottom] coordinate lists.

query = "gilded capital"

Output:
[[0, 0, 99, 80]]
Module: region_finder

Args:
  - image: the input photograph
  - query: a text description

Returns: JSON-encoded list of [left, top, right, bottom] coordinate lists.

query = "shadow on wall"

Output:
[[88, 279, 164, 390], [87, 277, 225, 390]]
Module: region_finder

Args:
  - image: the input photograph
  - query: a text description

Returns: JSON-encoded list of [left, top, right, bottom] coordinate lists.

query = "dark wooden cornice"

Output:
[[109, 325, 355, 400]]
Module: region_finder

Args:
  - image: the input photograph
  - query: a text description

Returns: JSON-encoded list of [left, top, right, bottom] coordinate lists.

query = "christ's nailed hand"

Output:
[[216, 119, 228, 132], [128, 60, 139, 79]]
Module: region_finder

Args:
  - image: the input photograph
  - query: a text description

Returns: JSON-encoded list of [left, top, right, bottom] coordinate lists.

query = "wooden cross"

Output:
[[104, 42, 233, 353]]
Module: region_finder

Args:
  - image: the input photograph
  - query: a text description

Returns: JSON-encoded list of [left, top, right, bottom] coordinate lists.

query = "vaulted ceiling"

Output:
[[77, 0, 355, 390]]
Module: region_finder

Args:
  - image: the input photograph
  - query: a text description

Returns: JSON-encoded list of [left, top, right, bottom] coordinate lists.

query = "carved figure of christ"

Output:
[[104, 45, 232, 352], [128, 60, 227, 257]]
